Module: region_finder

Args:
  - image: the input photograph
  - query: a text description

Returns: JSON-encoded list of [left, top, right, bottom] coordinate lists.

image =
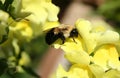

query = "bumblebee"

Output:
[[45, 24, 78, 45]]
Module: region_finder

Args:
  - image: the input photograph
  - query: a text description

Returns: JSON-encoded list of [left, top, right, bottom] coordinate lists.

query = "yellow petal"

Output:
[[75, 19, 97, 54], [0, 10, 9, 22], [105, 69, 120, 78], [22, 4, 48, 24], [69, 64, 90, 78], [75, 19, 119, 54], [56, 65, 68, 78], [9, 20, 33, 41], [97, 30, 119, 45], [19, 52, 31, 66], [64, 50, 90, 65], [42, 2, 59, 21], [56, 64, 90, 78], [60, 37, 90, 65], [93, 45, 120, 70], [22, 0, 59, 25], [89, 64, 105, 78], [42, 21, 60, 31]]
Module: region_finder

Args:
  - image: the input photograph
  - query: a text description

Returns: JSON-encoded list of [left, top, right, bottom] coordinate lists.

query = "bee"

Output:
[[45, 24, 79, 45]]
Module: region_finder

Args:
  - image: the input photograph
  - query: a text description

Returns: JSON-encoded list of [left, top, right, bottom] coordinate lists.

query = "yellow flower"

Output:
[[62, 37, 90, 65], [20, 0, 60, 36], [104, 69, 120, 78], [92, 45, 120, 71], [8, 0, 31, 20], [12, 39, 31, 66], [89, 64, 120, 78], [50, 19, 120, 78], [75, 19, 119, 54], [19, 52, 31, 66], [22, 0, 59, 24], [56, 64, 91, 78], [10, 20, 33, 41]]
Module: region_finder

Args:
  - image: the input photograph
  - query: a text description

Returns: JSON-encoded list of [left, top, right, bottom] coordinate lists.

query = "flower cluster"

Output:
[[0, 0, 59, 77], [52, 19, 120, 78]]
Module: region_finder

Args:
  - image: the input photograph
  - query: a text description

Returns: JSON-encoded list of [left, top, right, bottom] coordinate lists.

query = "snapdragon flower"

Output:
[[0, 0, 60, 77], [9, 19, 33, 41], [20, 0, 60, 36], [52, 19, 120, 78]]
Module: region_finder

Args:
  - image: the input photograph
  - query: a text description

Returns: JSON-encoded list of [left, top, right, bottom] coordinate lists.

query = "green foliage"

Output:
[[0, 72, 37, 78], [0, 1, 3, 9], [3, 0, 14, 11], [24, 35, 48, 67], [22, 66, 40, 78], [0, 58, 8, 76], [97, 0, 120, 24], [0, 27, 9, 44]]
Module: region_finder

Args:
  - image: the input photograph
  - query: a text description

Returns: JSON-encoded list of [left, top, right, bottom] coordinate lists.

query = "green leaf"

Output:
[[3, 0, 14, 11], [22, 66, 40, 78], [0, 73, 11, 78], [12, 72, 33, 78], [2, 71, 37, 78], [0, 1, 3, 9], [0, 58, 8, 76], [0, 27, 9, 44], [0, 35, 8, 44]]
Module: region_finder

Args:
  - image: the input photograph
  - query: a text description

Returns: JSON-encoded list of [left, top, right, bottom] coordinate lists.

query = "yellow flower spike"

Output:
[[42, 21, 60, 32], [56, 64, 90, 78], [92, 45, 120, 71]]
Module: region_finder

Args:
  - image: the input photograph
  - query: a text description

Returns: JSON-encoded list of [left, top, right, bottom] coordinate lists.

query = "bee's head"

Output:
[[70, 29, 78, 37]]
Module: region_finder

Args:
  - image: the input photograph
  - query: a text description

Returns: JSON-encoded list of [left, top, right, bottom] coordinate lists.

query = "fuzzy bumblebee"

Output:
[[45, 24, 78, 45]]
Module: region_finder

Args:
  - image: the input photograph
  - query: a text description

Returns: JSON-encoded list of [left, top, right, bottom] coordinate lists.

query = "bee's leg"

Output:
[[61, 36, 65, 44], [72, 37, 77, 44], [58, 32, 65, 44]]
